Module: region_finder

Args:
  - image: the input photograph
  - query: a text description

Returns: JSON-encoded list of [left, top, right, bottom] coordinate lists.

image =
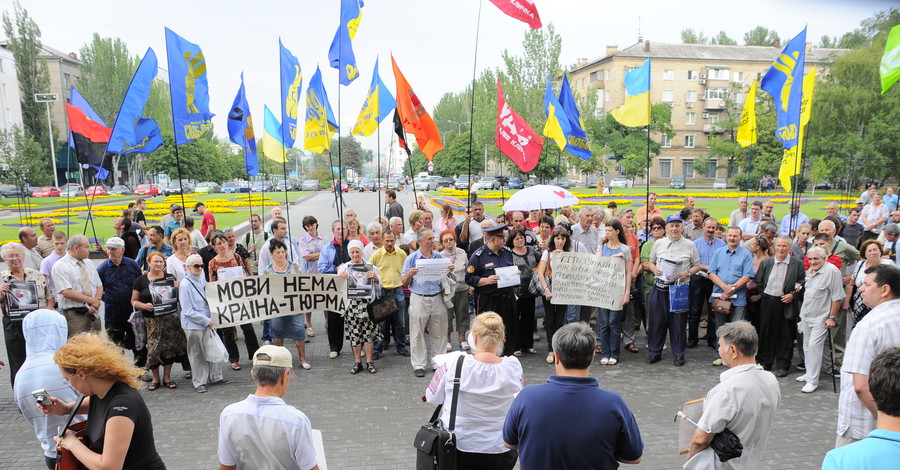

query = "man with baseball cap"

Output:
[[96, 236, 145, 367], [218, 345, 319, 470]]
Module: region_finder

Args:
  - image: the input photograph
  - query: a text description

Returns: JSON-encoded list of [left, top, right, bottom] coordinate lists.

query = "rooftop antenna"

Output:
[[637, 16, 642, 43]]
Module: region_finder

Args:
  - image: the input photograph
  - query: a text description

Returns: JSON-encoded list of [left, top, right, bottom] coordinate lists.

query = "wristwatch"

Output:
[[828, 315, 837, 321]]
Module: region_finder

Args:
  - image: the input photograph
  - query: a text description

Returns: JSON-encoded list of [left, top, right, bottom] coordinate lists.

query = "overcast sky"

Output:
[[3, 0, 894, 154]]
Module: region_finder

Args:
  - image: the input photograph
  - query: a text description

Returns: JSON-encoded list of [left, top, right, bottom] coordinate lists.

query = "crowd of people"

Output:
[[3, 183, 900, 469]]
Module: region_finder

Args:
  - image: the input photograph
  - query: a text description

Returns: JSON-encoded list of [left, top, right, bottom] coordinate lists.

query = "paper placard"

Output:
[[495, 266, 521, 288], [217, 266, 244, 281], [346, 263, 375, 300], [5, 280, 39, 320], [549, 252, 627, 310], [414, 258, 451, 282]]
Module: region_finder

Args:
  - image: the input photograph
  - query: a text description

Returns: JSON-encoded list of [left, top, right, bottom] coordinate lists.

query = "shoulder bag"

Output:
[[413, 355, 465, 470], [55, 393, 89, 470], [367, 294, 398, 323]]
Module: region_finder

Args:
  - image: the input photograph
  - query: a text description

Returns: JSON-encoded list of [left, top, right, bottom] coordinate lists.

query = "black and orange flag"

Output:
[[391, 54, 442, 160], [393, 109, 410, 156], [65, 102, 111, 166]]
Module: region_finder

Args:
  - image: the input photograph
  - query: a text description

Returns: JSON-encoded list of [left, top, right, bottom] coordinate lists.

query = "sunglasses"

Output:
[[651, 226, 664, 230], [189, 264, 204, 268]]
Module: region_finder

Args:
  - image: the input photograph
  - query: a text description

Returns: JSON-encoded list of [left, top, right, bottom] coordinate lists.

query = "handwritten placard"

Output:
[[549, 252, 626, 310]]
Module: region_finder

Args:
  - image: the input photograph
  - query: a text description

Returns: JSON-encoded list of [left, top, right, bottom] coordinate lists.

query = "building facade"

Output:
[[0, 47, 23, 132], [569, 41, 845, 185], [38, 45, 82, 141]]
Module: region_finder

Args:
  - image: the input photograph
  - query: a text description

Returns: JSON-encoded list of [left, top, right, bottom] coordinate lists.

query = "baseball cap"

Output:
[[666, 214, 683, 224], [252, 345, 293, 368], [105, 237, 125, 248]]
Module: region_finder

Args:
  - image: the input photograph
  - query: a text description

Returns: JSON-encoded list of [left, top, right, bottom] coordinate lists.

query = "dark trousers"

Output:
[[457, 449, 517, 470], [217, 323, 261, 363], [376, 287, 408, 353], [106, 319, 147, 368], [631, 277, 647, 329], [3, 314, 25, 389], [327, 310, 344, 353], [649, 287, 686, 358], [758, 294, 795, 371], [688, 275, 715, 345], [477, 293, 517, 356], [516, 295, 536, 351]]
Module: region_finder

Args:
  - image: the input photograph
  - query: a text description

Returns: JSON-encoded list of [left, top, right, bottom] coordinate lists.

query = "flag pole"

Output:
[[377, 125, 382, 221], [645, 124, 650, 240], [745, 145, 753, 200], [279, 70, 294, 245], [335, 64, 345, 225], [465, 0, 484, 212]]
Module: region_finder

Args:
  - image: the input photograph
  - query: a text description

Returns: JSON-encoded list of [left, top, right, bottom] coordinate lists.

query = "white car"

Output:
[[414, 177, 436, 191], [609, 177, 633, 189], [713, 178, 728, 190]]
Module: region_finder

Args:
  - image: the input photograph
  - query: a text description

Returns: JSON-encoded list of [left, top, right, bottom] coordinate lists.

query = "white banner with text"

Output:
[[550, 252, 626, 310]]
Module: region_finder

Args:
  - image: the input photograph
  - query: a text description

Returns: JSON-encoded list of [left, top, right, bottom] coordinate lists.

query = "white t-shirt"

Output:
[[166, 253, 191, 282]]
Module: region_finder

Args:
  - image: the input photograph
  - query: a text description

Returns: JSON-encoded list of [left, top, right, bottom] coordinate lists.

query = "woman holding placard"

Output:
[[535, 229, 575, 364], [208, 232, 259, 371], [595, 220, 632, 365], [261, 239, 311, 370], [337, 240, 382, 374]]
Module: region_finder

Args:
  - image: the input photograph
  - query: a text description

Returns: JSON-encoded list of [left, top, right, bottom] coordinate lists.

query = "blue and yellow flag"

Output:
[[542, 76, 571, 151], [304, 66, 339, 154], [557, 74, 591, 160], [778, 68, 816, 191], [761, 26, 807, 150], [107, 47, 163, 155], [165, 28, 214, 145], [352, 58, 397, 137], [279, 39, 302, 149], [328, 0, 363, 86], [227, 73, 258, 175], [262, 105, 288, 163], [611, 58, 651, 128]]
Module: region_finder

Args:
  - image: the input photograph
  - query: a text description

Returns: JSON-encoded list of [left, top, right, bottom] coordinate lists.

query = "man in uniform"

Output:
[[466, 224, 518, 356]]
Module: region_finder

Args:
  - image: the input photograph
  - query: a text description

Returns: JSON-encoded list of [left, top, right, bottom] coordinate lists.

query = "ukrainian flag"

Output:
[[542, 76, 571, 151], [611, 58, 651, 128], [262, 105, 288, 163], [352, 58, 396, 137]]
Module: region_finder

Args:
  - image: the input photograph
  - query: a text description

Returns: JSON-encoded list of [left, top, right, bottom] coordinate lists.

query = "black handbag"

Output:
[[367, 294, 398, 323], [414, 356, 465, 470]]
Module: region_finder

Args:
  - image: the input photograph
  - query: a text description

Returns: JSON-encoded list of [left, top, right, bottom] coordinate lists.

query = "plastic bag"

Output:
[[669, 283, 690, 313], [204, 329, 228, 363], [128, 310, 146, 351]]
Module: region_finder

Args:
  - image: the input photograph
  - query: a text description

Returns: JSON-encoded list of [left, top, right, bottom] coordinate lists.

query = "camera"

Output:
[[31, 388, 51, 405]]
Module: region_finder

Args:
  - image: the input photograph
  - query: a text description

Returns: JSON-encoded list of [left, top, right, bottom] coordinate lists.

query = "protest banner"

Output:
[[207, 273, 348, 328], [549, 252, 626, 310]]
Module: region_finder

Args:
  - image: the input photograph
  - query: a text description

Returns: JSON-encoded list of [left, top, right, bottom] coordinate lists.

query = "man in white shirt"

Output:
[[738, 201, 764, 241], [796, 246, 846, 393], [259, 219, 300, 268], [51, 235, 103, 337], [17, 227, 44, 271], [218, 345, 319, 470], [729, 197, 749, 228]]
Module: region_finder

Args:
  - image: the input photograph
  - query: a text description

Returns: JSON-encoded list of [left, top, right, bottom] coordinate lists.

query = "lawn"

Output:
[[0, 191, 310, 244]]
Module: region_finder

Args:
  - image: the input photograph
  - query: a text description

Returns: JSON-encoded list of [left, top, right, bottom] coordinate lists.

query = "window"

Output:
[[734, 91, 744, 103], [605, 90, 611, 102], [64, 73, 71, 89], [1, 83, 6, 98], [0, 58, 4, 73], [581, 78, 586, 89], [686, 90, 697, 102], [605, 70, 611, 81], [661, 134, 672, 148], [595, 98, 604, 113], [590, 71, 602, 82], [733, 72, 744, 83], [708, 113, 720, 124], [706, 88, 729, 100], [685, 112, 696, 125], [684, 135, 695, 148], [658, 159, 672, 178], [708, 68, 729, 80], [682, 160, 695, 179], [663, 69, 674, 80], [662, 90, 674, 102], [706, 160, 718, 178], [4, 108, 10, 122], [687, 70, 698, 81]]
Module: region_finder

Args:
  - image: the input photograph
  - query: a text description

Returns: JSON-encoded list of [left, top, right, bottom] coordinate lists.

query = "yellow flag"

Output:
[[779, 68, 816, 191], [736, 80, 757, 148]]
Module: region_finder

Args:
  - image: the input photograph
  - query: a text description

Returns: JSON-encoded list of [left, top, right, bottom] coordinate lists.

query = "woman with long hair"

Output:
[[208, 232, 260, 371], [435, 204, 458, 233], [595, 219, 632, 365], [536, 228, 574, 364], [345, 218, 369, 246], [39, 334, 166, 469], [425, 312, 523, 470]]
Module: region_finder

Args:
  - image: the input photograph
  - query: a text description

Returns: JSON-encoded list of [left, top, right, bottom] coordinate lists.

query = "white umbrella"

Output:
[[502, 185, 580, 211]]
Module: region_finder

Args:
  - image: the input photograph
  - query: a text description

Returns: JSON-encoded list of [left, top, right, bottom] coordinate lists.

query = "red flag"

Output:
[[66, 102, 111, 166], [391, 55, 443, 161], [496, 79, 543, 172], [393, 109, 410, 156], [488, 0, 542, 29]]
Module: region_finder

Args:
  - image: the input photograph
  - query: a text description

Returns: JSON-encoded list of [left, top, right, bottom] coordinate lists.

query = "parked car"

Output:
[[59, 183, 83, 198], [454, 176, 472, 190], [814, 180, 832, 190], [474, 176, 500, 191], [330, 180, 350, 192], [109, 185, 133, 195], [435, 177, 454, 188], [222, 181, 250, 193], [493, 175, 509, 187], [507, 177, 524, 189], [32, 186, 61, 198], [250, 181, 275, 193], [2, 185, 34, 198], [384, 178, 402, 190], [300, 179, 321, 191], [525, 176, 538, 187], [609, 177, 633, 189], [195, 182, 221, 193], [670, 175, 686, 189], [587, 177, 600, 188], [165, 180, 194, 195], [414, 177, 437, 191], [85, 185, 108, 197], [551, 178, 574, 189], [134, 183, 161, 196], [356, 178, 376, 192], [274, 179, 300, 192], [713, 178, 728, 190]]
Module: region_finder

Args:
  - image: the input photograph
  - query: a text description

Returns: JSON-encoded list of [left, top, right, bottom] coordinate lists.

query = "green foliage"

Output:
[[743, 26, 780, 46], [144, 132, 235, 182], [325, 135, 370, 174], [0, 125, 51, 186], [680, 28, 708, 44], [77, 34, 137, 125], [711, 31, 738, 46]]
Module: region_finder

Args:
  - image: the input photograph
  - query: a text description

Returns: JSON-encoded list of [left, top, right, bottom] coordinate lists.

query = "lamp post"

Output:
[[446, 119, 469, 137], [34, 93, 60, 189]]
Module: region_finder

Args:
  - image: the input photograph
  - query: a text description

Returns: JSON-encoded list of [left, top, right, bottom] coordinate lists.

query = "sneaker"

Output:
[[801, 383, 817, 393], [796, 362, 806, 371], [306, 328, 315, 338], [795, 375, 807, 382], [712, 358, 723, 366], [328, 351, 339, 359], [397, 349, 411, 357], [414, 369, 426, 378]]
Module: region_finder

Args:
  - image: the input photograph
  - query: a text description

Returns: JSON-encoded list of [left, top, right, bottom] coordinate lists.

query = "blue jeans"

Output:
[[597, 308, 623, 359], [261, 319, 272, 342], [564, 304, 580, 324], [376, 287, 408, 353]]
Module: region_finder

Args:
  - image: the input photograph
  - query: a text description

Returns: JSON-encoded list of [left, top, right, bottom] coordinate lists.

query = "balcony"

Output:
[[703, 124, 725, 134], [704, 100, 726, 110]]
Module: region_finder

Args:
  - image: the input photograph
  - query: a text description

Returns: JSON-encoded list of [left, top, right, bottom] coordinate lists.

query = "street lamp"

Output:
[[34, 93, 60, 189], [446, 119, 469, 136]]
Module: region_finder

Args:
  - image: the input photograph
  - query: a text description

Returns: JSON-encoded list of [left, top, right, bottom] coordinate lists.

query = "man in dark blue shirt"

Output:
[[503, 322, 643, 469], [96, 237, 145, 367], [466, 224, 518, 355]]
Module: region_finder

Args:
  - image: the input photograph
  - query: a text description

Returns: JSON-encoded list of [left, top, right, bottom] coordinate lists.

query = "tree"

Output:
[[0, 125, 51, 186], [680, 28, 709, 44], [325, 135, 370, 174], [743, 26, 780, 46], [591, 103, 673, 182], [143, 132, 234, 182], [2, 1, 52, 151], [77, 34, 137, 124], [711, 31, 738, 46]]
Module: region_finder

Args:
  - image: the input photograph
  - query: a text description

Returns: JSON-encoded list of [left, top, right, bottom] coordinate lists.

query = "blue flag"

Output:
[[68, 87, 107, 149], [227, 73, 258, 176], [328, 0, 363, 86], [557, 74, 591, 160], [279, 39, 302, 149], [106, 48, 163, 154], [165, 27, 215, 145], [352, 58, 396, 136], [303, 66, 339, 154], [91, 164, 110, 181], [761, 26, 807, 149], [542, 76, 572, 151]]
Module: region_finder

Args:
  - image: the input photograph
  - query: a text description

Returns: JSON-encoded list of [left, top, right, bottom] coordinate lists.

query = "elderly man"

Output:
[[50, 235, 103, 337], [882, 224, 899, 268], [38, 231, 67, 305], [317, 220, 350, 359], [646, 214, 701, 366], [885, 186, 898, 211], [796, 246, 846, 393], [729, 197, 749, 228], [688, 217, 725, 349], [738, 201, 764, 241], [389, 216, 404, 241], [707, 226, 754, 367], [756, 236, 806, 377], [835, 264, 900, 448], [17, 227, 44, 271], [135, 226, 173, 271], [687, 321, 781, 469], [35, 219, 56, 258], [759, 222, 778, 245], [826, 202, 849, 223], [877, 214, 900, 244], [684, 209, 705, 241], [368, 231, 410, 359], [401, 228, 449, 378], [762, 200, 776, 222], [96, 236, 145, 367], [684, 196, 696, 210], [218, 345, 320, 470], [820, 218, 862, 367], [571, 207, 599, 253], [467, 224, 518, 356], [363, 221, 383, 260], [503, 322, 643, 469]]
